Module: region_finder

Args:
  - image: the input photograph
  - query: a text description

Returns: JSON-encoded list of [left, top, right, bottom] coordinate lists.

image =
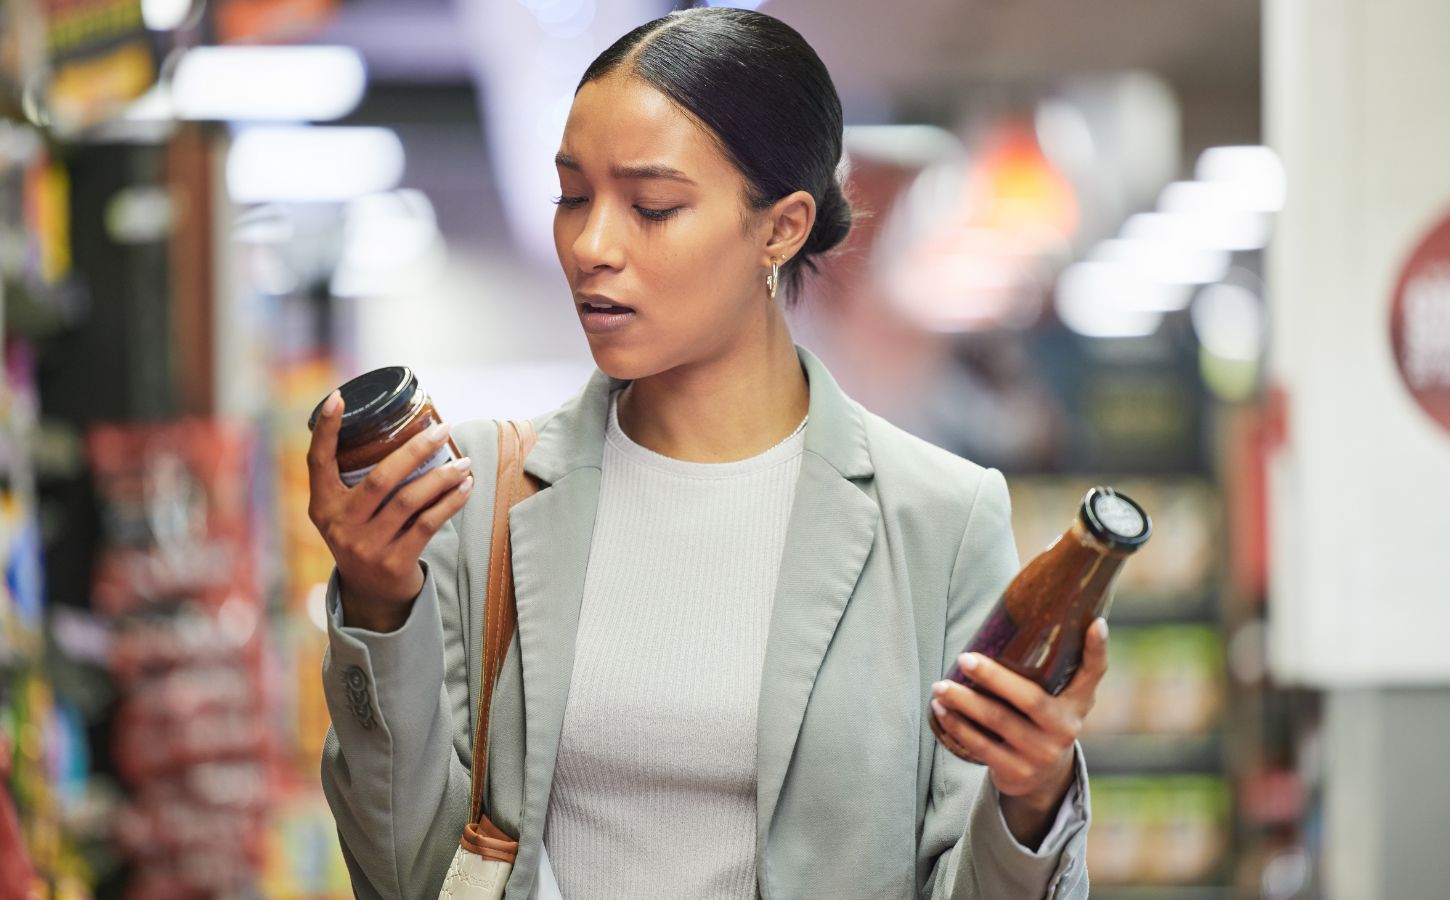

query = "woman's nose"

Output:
[[572, 202, 624, 271]]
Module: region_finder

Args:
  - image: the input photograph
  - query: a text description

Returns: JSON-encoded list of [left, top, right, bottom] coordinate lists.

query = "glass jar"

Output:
[[307, 366, 461, 491]]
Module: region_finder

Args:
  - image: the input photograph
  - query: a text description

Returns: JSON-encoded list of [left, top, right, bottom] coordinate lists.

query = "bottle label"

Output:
[[340, 444, 456, 491]]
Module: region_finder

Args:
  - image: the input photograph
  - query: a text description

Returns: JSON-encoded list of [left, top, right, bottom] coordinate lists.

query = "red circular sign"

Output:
[[1390, 211, 1450, 433]]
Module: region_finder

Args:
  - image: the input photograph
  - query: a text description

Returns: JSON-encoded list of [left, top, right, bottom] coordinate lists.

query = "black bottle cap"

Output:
[[308, 366, 418, 442], [1079, 487, 1152, 552]]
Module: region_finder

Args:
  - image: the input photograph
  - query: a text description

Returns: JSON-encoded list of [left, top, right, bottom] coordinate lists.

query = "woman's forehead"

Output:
[[559, 75, 727, 180]]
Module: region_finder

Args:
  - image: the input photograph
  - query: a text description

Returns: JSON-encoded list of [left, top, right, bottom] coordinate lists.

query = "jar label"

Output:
[[340, 443, 456, 491]]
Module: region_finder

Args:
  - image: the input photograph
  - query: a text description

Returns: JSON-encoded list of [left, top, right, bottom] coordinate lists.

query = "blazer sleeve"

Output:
[[918, 467, 1092, 900], [318, 435, 486, 899]]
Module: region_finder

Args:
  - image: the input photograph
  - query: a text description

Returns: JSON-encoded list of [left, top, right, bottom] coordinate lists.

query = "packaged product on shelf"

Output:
[[1139, 776, 1231, 884], [260, 783, 355, 898], [275, 360, 346, 771], [1082, 625, 1226, 738], [1080, 628, 1139, 736], [86, 419, 274, 898], [1084, 776, 1144, 885], [1087, 776, 1230, 886], [87, 421, 255, 617], [1114, 480, 1217, 600], [0, 688, 41, 896], [1135, 625, 1225, 735]]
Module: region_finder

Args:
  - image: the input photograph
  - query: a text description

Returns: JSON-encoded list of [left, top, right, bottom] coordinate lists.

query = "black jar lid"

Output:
[[308, 366, 419, 442], [1079, 486, 1152, 552]]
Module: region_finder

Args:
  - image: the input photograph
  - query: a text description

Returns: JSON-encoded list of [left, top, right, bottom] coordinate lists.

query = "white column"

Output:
[[1265, 0, 1450, 685], [1266, 2, 1450, 896]]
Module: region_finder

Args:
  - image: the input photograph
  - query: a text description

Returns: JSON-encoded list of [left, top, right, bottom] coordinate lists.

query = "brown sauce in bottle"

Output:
[[930, 487, 1150, 761]]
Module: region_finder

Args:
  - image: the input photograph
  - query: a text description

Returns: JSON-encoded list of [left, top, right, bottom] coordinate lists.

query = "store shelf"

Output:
[[1080, 732, 1225, 775], [1108, 590, 1221, 625]]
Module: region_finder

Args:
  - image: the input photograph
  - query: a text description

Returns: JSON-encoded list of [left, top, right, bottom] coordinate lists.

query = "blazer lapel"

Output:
[[503, 364, 622, 898], [754, 346, 880, 860]]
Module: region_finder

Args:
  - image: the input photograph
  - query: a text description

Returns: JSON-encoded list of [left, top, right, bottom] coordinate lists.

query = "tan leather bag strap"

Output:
[[467, 419, 540, 832]]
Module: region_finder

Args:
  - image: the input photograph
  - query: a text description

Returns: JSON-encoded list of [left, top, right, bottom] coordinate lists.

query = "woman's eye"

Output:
[[550, 195, 678, 221], [635, 206, 681, 222]]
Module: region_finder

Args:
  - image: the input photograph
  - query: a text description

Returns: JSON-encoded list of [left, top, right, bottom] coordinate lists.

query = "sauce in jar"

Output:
[[308, 367, 461, 493], [931, 486, 1151, 761]]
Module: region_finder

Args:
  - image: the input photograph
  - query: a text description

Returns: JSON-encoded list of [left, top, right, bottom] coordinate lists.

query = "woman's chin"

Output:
[[585, 343, 653, 381]]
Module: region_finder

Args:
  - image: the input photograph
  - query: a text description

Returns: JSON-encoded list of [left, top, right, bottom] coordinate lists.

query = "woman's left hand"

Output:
[[930, 618, 1110, 841]]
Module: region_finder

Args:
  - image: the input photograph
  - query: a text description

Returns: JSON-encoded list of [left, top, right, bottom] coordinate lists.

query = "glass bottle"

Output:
[[930, 486, 1151, 757]]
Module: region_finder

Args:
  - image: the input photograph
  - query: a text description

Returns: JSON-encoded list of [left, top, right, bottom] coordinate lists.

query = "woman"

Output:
[[309, 8, 1104, 899]]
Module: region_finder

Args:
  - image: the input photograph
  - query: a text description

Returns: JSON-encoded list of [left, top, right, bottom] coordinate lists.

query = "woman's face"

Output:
[[552, 73, 783, 380]]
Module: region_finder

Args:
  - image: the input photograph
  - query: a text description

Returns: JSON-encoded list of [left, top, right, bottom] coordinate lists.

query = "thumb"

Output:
[[1063, 617, 1110, 701]]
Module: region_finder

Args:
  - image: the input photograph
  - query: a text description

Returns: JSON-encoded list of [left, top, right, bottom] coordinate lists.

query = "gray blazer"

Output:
[[321, 343, 1091, 900]]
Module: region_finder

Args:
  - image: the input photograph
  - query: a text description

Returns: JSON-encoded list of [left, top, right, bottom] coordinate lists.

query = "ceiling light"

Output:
[[226, 127, 404, 203], [172, 46, 366, 122], [1055, 261, 1167, 338], [1091, 236, 1230, 293], [1194, 145, 1286, 213]]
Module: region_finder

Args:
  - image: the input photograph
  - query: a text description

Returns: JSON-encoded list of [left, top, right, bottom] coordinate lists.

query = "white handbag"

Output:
[[439, 842, 561, 900], [438, 421, 540, 900], [439, 846, 510, 900]]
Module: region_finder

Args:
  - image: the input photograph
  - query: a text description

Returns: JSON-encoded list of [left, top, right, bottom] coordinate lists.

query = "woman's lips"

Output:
[[579, 301, 637, 334], [579, 294, 634, 312]]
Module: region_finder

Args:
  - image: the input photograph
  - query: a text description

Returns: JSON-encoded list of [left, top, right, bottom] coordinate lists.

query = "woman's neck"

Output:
[[615, 328, 809, 464]]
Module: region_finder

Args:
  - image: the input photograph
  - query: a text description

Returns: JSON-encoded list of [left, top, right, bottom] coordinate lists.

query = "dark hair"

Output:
[[577, 6, 853, 306]]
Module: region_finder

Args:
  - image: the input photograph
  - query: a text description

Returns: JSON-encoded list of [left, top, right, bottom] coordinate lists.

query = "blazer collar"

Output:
[[523, 343, 875, 486]]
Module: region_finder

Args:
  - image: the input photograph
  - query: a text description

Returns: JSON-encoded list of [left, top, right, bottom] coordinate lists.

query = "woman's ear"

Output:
[[761, 189, 816, 265]]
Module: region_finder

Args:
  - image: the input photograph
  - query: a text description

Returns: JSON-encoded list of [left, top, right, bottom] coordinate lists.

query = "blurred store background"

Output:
[[1, 0, 1447, 897]]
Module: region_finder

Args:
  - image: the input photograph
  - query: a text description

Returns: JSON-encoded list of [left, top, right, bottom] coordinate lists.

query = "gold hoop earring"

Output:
[[766, 259, 780, 301]]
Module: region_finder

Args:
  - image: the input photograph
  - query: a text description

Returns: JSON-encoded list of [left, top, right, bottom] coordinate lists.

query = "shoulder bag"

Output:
[[438, 419, 541, 900]]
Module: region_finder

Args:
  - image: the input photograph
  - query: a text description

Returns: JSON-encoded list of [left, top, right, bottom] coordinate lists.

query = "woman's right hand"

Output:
[[307, 390, 475, 633]]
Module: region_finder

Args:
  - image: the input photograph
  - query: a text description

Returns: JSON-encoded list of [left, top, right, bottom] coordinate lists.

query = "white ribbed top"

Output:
[[542, 387, 807, 900]]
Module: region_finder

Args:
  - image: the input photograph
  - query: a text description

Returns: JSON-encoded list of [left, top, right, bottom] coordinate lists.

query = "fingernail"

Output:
[[323, 390, 341, 416], [931, 681, 948, 696], [930, 699, 946, 717], [429, 422, 451, 443], [457, 474, 474, 493], [959, 653, 979, 671], [1096, 619, 1110, 640], [452, 456, 472, 473]]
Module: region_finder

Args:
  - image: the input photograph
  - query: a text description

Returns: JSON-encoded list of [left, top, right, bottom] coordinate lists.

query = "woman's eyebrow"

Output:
[[555, 153, 696, 185]]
